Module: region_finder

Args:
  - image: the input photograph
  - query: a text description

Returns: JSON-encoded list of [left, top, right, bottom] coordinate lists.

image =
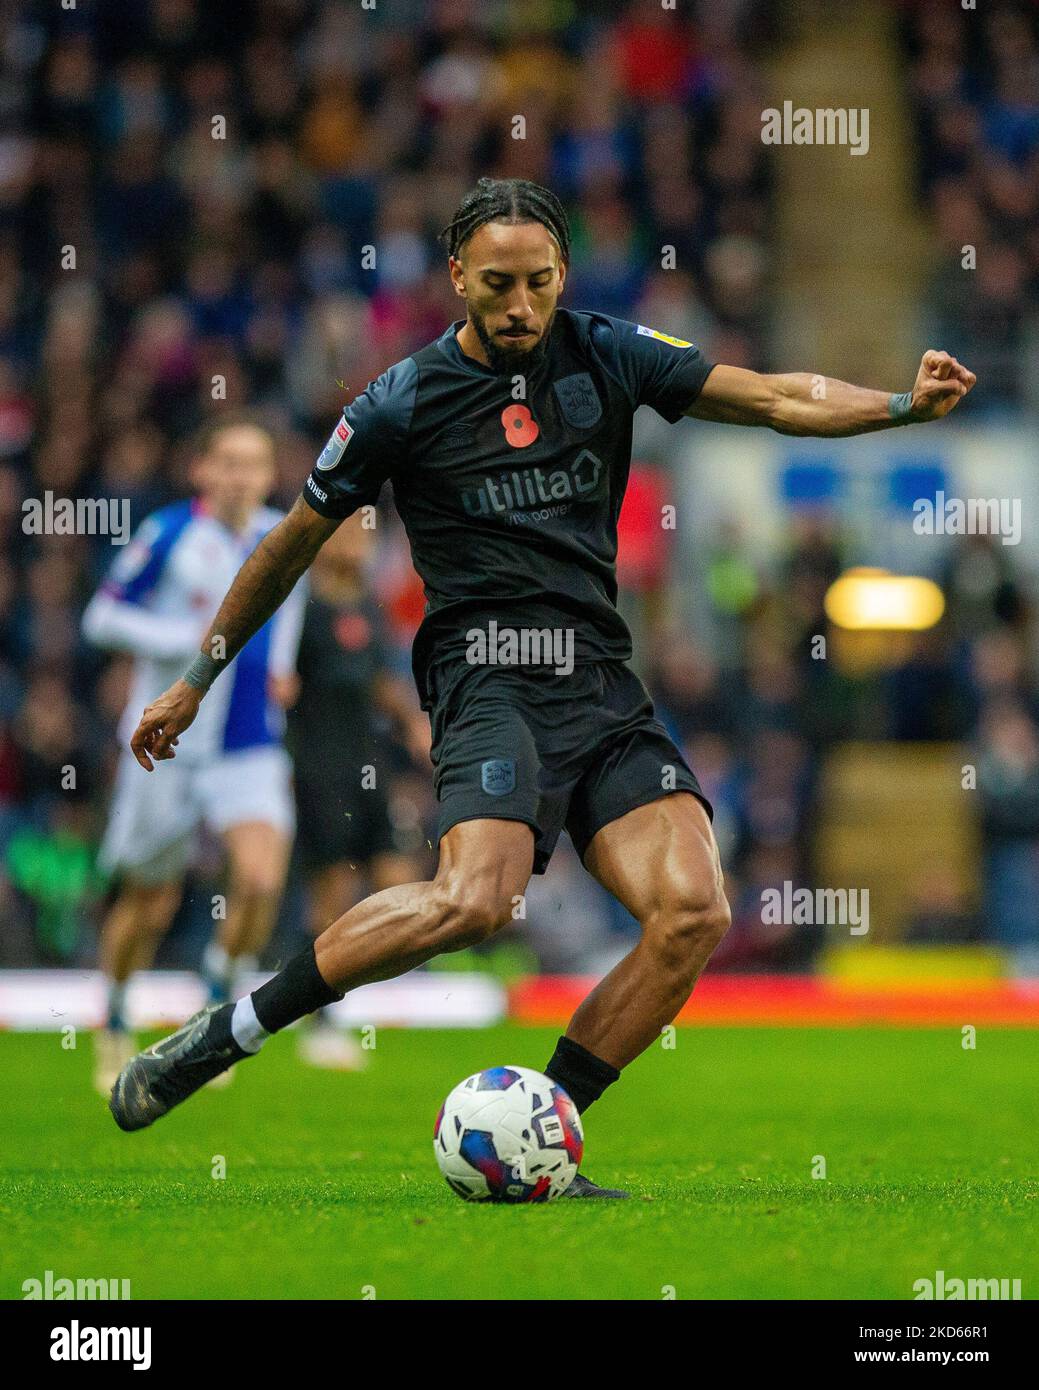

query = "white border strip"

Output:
[[0, 970, 506, 1031]]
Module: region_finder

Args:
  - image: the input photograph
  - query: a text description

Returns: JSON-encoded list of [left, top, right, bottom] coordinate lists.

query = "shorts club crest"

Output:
[[481, 759, 517, 796]]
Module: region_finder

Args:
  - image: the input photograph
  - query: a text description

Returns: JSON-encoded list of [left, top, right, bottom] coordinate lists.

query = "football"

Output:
[[433, 1065, 584, 1202]]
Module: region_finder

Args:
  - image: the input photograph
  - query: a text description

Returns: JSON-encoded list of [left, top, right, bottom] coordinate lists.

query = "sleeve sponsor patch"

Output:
[[636, 325, 695, 349], [315, 417, 354, 471]]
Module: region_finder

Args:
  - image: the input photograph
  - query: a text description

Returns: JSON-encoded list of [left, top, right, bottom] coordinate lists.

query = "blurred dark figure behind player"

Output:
[[289, 513, 423, 1068]]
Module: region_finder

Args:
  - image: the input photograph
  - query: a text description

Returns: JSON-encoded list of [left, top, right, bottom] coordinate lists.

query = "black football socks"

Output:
[[225, 957, 620, 1106], [229, 944, 344, 1055], [544, 1035, 620, 1113]]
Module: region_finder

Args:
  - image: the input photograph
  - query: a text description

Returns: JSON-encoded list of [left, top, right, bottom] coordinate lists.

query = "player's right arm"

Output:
[[130, 497, 339, 770], [132, 363, 409, 770]]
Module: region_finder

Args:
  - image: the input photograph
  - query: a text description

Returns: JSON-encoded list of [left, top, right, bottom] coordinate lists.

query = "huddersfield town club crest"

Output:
[[553, 373, 602, 429], [481, 759, 516, 796]]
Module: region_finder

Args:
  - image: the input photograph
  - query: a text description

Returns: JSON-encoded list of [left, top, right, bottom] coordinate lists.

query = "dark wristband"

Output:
[[889, 390, 915, 424], [183, 651, 223, 691]]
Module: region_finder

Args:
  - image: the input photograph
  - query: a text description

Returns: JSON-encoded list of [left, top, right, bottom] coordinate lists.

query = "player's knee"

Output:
[[229, 862, 283, 902], [648, 882, 731, 967], [427, 875, 522, 951]]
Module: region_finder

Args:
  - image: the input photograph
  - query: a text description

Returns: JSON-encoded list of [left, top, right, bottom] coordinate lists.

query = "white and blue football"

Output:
[[433, 1065, 584, 1203]]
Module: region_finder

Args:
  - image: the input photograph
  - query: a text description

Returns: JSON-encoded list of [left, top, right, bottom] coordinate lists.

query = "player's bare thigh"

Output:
[[433, 817, 535, 925], [557, 795, 728, 1068], [582, 792, 726, 925]]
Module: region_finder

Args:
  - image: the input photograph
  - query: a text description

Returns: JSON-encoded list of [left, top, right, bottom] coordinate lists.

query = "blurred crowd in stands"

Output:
[[0, 0, 1037, 974], [647, 519, 1039, 976], [902, 0, 1039, 413]]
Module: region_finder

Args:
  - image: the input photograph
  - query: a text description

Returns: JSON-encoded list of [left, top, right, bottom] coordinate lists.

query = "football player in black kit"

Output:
[[111, 178, 975, 1197]]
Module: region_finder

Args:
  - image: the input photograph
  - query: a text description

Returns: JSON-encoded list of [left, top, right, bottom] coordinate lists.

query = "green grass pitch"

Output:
[[2, 1024, 1036, 1300]]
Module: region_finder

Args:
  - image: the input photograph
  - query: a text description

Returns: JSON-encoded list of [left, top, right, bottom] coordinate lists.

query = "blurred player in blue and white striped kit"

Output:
[[83, 420, 304, 1092]]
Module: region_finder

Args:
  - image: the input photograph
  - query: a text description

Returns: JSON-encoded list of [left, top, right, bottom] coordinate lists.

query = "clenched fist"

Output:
[[910, 350, 976, 421]]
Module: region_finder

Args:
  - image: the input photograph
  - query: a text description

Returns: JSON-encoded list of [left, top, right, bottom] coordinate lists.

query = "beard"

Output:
[[470, 306, 556, 374]]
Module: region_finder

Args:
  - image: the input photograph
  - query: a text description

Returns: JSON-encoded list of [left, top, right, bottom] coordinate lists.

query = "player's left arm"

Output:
[[684, 350, 976, 437]]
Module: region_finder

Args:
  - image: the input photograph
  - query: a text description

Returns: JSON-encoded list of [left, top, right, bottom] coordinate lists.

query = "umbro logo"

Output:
[[440, 419, 478, 449]]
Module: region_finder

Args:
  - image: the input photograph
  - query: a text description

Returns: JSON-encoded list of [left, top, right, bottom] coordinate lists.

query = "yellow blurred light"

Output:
[[824, 568, 945, 631]]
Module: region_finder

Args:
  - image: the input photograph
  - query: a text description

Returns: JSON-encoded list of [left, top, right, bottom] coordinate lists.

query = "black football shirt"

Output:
[[288, 592, 389, 779], [301, 308, 715, 703]]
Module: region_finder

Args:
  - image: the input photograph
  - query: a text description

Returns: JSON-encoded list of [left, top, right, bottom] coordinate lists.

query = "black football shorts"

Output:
[[426, 657, 712, 874], [294, 772, 398, 871]]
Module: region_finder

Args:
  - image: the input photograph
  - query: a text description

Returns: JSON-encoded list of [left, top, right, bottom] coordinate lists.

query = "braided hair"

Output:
[[439, 178, 571, 265]]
